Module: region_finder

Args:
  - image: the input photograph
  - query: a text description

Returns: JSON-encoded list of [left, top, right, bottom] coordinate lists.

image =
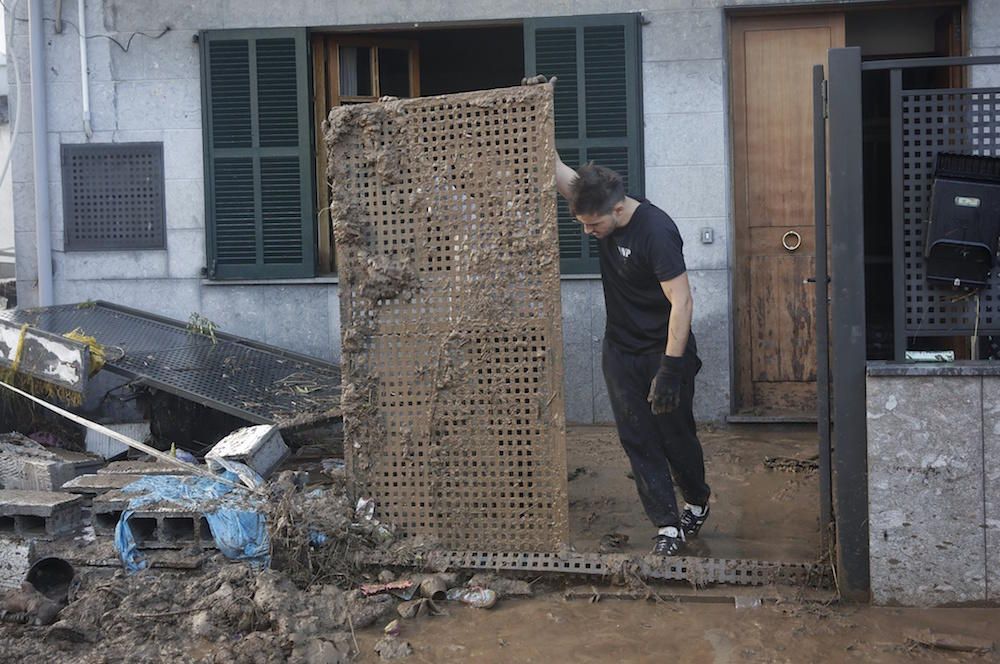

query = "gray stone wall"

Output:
[[5, 0, 994, 423], [867, 373, 999, 606]]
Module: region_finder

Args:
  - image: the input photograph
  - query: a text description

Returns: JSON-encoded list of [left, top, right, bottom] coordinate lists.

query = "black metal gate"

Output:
[[822, 51, 1000, 599]]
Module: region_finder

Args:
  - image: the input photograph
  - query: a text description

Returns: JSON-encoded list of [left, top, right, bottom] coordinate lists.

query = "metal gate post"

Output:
[[827, 47, 870, 600], [812, 64, 833, 555]]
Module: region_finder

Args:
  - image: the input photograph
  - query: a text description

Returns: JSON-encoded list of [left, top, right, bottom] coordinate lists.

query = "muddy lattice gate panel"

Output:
[[328, 84, 568, 551]]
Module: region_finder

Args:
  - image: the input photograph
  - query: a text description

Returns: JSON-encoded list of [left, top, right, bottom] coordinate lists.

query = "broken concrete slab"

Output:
[[206, 424, 288, 481], [61, 474, 149, 496], [0, 490, 83, 539], [0, 434, 102, 491], [97, 461, 195, 476]]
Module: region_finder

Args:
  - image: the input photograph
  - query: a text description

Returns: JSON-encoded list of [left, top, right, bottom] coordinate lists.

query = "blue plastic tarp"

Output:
[[113, 473, 269, 572]]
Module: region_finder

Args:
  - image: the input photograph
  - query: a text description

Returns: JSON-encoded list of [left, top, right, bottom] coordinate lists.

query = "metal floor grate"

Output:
[[365, 549, 832, 588], [0, 302, 341, 426]]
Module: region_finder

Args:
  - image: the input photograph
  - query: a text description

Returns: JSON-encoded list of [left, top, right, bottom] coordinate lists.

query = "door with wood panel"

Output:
[[730, 14, 844, 416]]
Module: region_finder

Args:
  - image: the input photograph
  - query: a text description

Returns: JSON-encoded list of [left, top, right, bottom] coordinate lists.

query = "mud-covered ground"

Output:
[[354, 591, 1000, 663], [567, 424, 821, 561], [2, 424, 996, 662]]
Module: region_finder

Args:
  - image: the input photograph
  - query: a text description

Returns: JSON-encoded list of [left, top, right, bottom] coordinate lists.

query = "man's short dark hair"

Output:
[[570, 163, 625, 216]]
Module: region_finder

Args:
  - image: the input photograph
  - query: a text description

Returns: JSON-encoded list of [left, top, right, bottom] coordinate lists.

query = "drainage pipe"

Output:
[[29, 0, 53, 305], [77, 0, 92, 138]]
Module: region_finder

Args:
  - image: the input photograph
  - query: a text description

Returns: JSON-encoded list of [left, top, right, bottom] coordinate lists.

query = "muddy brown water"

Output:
[[566, 424, 821, 561]]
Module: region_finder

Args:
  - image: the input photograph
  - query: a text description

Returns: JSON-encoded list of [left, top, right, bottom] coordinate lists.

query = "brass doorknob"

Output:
[[782, 230, 802, 252]]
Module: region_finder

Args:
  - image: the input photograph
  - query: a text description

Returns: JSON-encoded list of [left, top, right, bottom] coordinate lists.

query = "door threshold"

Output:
[[726, 414, 818, 424]]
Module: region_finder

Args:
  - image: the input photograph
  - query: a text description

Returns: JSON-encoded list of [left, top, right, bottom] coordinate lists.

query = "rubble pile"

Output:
[[0, 425, 533, 662]]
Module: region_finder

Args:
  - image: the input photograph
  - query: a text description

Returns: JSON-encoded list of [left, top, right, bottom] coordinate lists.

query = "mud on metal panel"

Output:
[[328, 84, 568, 551]]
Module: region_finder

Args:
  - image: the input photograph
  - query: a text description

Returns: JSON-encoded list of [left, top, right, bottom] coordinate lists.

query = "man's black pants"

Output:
[[602, 337, 711, 529]]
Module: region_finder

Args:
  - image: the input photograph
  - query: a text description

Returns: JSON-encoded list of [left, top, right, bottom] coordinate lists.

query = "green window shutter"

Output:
[[524, 15, 644, 275], [201, 29, 316, 279]]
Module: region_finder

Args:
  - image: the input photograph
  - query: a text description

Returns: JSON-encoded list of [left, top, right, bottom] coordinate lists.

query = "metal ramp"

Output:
[[0, 301, 341, 427]]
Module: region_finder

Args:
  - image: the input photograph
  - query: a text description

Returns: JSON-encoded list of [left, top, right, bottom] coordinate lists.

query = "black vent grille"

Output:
[[62, 142, 166, 251]]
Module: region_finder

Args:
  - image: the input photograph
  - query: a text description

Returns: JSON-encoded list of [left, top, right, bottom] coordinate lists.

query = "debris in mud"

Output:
[[374, 634, 413, 660], [598, 532, 630, 553], [905, 629, 995, 654], [567, 466, 588, 482], [763, 454, 819, 473]]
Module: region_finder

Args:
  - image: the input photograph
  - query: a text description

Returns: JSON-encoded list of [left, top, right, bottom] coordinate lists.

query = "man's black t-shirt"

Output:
[[598, 198, 687, 354]]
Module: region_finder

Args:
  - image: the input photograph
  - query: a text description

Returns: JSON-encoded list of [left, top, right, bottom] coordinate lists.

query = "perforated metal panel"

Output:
[[329, 85, 568, 552], [0, 302, 341, 427], [364, 550, 832, 588], [901, 88, 1000, 335], [61, 143, 166, 251]]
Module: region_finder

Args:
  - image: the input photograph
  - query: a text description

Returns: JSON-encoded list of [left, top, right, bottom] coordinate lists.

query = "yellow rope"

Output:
[[10, 323, 29, 374]]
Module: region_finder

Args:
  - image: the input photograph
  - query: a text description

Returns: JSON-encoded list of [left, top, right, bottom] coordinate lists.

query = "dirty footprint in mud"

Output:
[[598, 532, 630, 553]]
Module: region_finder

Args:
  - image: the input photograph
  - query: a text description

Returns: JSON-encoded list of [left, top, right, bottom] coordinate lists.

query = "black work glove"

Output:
[[648, 355, 684, 415]]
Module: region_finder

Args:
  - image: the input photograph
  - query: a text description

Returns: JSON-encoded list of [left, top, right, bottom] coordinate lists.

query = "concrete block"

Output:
[[641, 60, 725, 114], [12, 182, 36, 232], [92, 501, 215, 550], [644, 112, 726, 167], [142, 28, 201, 80], [200, 286, 267, 343], [970, 48, 1000, 88], [206, 425, 289, 480], [162, 129, 205, 180], [591, 338, 614, 424], [108, 41, 148, 81], [10, 129, 34, 184], [222, 1, 339, 29], [0, 434, 76, 491], [674, 217, 728, 271], [970, 0, 1000, 48], [646, 166, 728, 219], [574, 0, 690, 13], [164, 178, 206, 230], [0, 539, 33, 591], [642, 9, 724, 62], [52, 277, 202, 322], [867, 376, 986, 605], [107, 0, 225, 32], [260, 284, 332, 361], [688, 268, 730, 422], [85, 422, 150, 459], [0, 490, 83, 539], [15, 279, 38, 308], [115, 79, 202, 131], [97, 461, 194, 476], [61, 473, 148, 496], [559, 279, 593, 347], [14, 230, 37, 283], [55, 250, 169, 282], [166, 228, 206, 278], [563, 340, 594, 424], [981, 377, 1000, 602]]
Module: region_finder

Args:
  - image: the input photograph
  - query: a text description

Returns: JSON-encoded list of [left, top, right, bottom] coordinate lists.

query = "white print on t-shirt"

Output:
[[617, 245, 632, 259]]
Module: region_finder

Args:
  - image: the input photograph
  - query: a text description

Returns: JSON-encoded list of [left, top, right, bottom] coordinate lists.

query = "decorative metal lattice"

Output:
[[62, 142, 166, 251], [901, 88, 1000, 335], [328, 85, 569, 551]]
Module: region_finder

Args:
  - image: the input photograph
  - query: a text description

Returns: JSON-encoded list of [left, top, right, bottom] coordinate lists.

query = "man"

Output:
[[555, 155, 712, 556]]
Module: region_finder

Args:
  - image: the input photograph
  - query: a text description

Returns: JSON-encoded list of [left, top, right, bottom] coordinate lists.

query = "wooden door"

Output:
[[730, 14, 845, 416]]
